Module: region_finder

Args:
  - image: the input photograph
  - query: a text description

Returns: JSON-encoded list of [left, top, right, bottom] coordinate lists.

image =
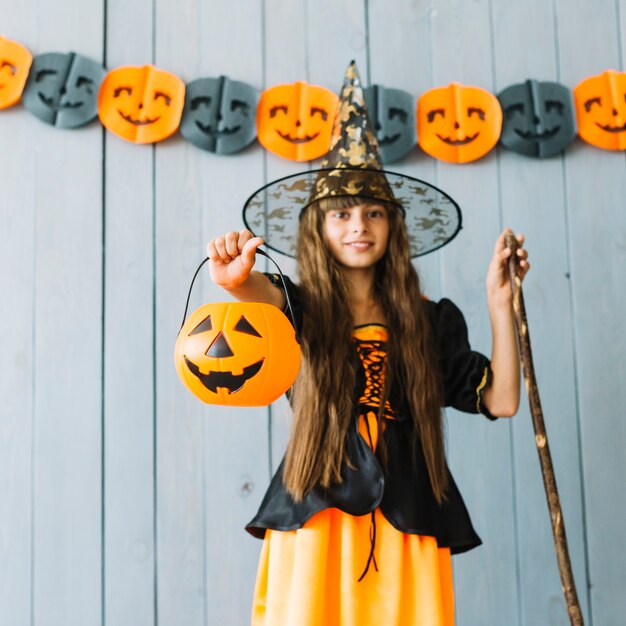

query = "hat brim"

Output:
[[242, 167, 462, 258]]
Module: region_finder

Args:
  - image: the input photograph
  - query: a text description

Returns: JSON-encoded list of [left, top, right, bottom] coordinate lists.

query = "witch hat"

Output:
[[243, 61, 461, 258]]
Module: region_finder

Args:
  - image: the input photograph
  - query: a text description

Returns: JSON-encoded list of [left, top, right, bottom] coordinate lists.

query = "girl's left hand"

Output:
[[486, 228, 531, 308]]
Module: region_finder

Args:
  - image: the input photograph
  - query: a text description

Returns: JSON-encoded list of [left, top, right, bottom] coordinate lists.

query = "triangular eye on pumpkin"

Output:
[[498, 79, 577, 158], [174, 302, 301, 407], [22, 51, 106, 128], [417, 82, 502, 163], [256, 81, 339, 161], [98, 65, 185, 144], [0, 36, 32, 110], [574, 69, 626, 151]]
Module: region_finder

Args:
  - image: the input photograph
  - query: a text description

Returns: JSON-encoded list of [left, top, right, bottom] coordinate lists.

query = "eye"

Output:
[[545, 100, 564, 115], [189, 315, 212, 336], [233, 315, 262, 337], [504, 103, 525, 119], [584, 97, 601, 112], [231, 99, 250, 115], [35, 69, 57, 82], [468, 107, 485, 120], [427, 109, 445, 123], [270, 105, 288, 118], [191, 96, 211, 110], [0, 60, 17, 75], [310, 106, 328, 121], [154, 91, 171, 106], [114, 86, 132, 98], [388, 107, 408, 123], [76, 75, 94, 94]]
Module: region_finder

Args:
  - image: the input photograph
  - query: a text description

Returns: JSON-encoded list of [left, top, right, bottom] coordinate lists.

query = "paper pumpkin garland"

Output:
[[417, 82, 503, 163], [364, 84, 416, 163], [174, 301, 301, 406], [0, 36, 32, 110], [180, 75, 258, 154], [98, 65, 185, 143], [256, 81, 339, 161], [22, 52, 105, 127], [498, 80, 577, 158], [574, 69, 626, 151]]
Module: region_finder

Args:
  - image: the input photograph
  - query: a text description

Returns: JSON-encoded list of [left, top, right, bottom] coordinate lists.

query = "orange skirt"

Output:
[[251, 413, 455, 626]]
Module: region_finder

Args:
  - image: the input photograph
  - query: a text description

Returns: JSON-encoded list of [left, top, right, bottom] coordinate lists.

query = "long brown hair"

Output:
[[283, 195, 448, 502]]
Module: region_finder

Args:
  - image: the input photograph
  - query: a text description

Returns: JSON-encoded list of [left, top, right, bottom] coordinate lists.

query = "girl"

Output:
[[207, 197, 530, 626]]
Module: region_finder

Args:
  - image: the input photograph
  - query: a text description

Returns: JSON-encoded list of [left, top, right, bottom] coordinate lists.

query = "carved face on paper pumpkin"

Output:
[[21, 52, 105, 127], [417, 83, 502, 163], [364, 84, 416, 163], [180, 76, 258, 154], [98, 65, 185, 143], [0, 36, 32, 110], [256, 81, 338, 161], [174, 302, 301, 407], [498, 80, 576, 158], [574, 70, 626, 151]]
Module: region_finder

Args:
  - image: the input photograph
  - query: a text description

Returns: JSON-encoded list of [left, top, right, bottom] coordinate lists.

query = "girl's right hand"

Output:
[[207, 229, 264, 289]]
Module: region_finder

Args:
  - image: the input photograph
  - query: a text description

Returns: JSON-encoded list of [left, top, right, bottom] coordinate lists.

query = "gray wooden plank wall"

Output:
[[1, 0, 624, 624]]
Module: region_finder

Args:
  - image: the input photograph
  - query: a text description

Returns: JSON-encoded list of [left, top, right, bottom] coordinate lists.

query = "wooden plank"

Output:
[[18, 5, 105, 624], [102, 0, 156, 624], [556, 1, 626, 624], [153, 1, 268, 624], [491, 2, 591, 624], [0, 10, 37, 626], [430, 1, 519, 624]]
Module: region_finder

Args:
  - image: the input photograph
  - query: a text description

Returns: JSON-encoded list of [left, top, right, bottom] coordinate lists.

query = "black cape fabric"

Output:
[[246, 275, 497, 555]]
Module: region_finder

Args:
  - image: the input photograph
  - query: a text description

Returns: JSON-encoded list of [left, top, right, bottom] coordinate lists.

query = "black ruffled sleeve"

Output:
[[263, 272, 303, 332], [429, 297, 497, 420]]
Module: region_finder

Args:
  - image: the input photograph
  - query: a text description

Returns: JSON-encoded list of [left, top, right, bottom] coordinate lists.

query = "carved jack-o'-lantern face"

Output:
[[0, 36, 33, 110], [256, 81, 338, 161], [98, 65, 185, 144], [574, 70, 626, 151], [417, 83, 502, 163], [22, 52, 105, 128], [174, 302, 301, 407], [180, 75, 258, 154]]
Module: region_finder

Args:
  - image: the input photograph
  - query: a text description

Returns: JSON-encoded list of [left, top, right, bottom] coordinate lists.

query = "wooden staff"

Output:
[[505, 232, 584, 626]]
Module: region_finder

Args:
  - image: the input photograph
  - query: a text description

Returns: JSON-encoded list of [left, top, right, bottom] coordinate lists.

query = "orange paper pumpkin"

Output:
[[417, 83, 502, 163], [574, 70, 626, 151], [98, 65, 185, 143], [0, 36, 32, 110], [257, 81, 338, 161], [174, 302, 301, 407]]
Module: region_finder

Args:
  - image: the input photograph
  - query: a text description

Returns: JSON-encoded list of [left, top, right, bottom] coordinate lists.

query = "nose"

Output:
[[350, 213, 367, 233]]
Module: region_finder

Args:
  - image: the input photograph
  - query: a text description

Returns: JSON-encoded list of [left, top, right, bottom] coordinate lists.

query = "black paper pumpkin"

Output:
[[180, 75, 258, 154], [364, 84, 416, 163], [498, 79, 576, 158], [22, 51, 105, 128]]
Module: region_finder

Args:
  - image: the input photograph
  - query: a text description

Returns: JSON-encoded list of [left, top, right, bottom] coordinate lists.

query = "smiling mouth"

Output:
[[595, 121, 626, 133], [437, 132, 479, 146], [118, 110, 160, 126], [195, 121, 242, 136], [276, 130, 320, 144], [184, 356, 264, 394], [345, 241, 374, 250], [379, 133, 401, 145], [38, 93, 84, 109], [515, 126, 560, 141]]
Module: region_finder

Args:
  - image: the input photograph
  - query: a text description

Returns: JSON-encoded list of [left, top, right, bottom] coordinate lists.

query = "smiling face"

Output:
[[98, 65, 185, 143], [498, 80, 576, 158], [417, 83, 502, 163], [364, 85, 416, 163], [180, 76, 258, 154], [0, 36, 32, 110], [574, 70, 626, 151], [174, 302, 301, 406], [323, 203, 390, 272], [21, 52, 105, 127], [256, 81, 338, 161]]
